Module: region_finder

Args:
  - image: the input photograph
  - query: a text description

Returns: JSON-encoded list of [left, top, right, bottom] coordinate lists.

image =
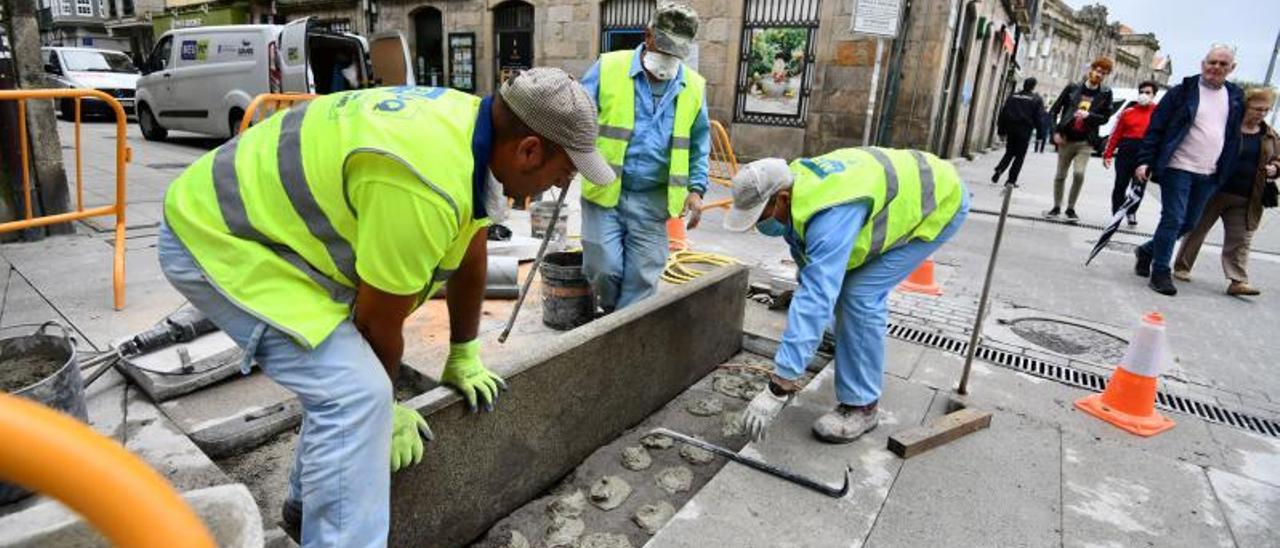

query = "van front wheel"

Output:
[[138, 104, 167, 141]]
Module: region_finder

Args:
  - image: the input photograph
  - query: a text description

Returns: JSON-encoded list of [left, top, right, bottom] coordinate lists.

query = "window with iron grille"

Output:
[[76, 0, 92, 16], [734, 0, 820, 127], [600, 0, 654, 53]]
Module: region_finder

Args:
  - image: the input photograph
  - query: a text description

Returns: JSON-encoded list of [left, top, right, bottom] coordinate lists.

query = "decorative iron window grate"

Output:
[[734, 0, 822, 128], [494, 0, 535, 32], [600, 0, 654, 52]]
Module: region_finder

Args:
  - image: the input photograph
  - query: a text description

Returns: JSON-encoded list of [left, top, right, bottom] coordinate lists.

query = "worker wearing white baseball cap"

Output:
[[726, 149, 970, 444]]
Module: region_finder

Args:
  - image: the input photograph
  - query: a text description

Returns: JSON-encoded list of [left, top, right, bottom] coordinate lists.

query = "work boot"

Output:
[[1065, 208, 1079, 222], [1043, 207, 1061, 219], [1173, 270, 1192, 282], [812, 402, 879, 444], [281, 499, 302, 544], [1227, 281, 1261, 296], [1134, 246, 1152, 277], [1148, 272, 1177, 296], [1126, 213, 1138, 226]]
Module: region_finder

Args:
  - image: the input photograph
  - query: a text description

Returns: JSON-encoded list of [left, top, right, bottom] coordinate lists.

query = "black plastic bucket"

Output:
[[0, 322, 84, 504], [540, 251, 594, 330]]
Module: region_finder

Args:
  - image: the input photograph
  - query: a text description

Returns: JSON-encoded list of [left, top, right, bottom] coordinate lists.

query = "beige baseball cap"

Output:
[[500, 68, 615, 185], [723, 158, 795, 232]]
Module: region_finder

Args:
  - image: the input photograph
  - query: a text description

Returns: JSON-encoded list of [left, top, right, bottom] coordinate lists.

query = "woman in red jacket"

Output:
[[1103, 80, 1159, 226]]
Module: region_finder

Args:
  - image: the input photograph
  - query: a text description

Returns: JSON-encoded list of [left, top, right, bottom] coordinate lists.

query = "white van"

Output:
[[135, 18, 413, 140], [42, 47, 141, 120]]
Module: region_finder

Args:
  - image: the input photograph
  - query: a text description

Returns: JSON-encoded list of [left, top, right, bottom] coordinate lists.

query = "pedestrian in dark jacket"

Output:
[[1103, 80, 1159, 225], [1035, 107, 1053, 153], [1133, 45, 1246, 296], [1047, 56, 1115, 222], [992, 78, 1045, 186]]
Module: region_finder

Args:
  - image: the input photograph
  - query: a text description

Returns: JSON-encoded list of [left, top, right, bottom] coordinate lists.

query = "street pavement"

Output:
[[0, 118, 1276, 545]]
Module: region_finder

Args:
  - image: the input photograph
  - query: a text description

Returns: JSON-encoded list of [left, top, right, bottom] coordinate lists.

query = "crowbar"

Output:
[[649, 428, 851, 498], [497, 189, 568, 343]]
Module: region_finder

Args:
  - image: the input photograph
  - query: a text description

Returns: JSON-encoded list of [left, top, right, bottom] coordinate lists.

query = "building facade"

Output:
[[1019, 1, 1167, 103], [38, 0, 129, 51]]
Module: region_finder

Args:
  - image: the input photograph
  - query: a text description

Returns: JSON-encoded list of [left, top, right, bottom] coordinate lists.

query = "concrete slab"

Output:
[[1207, 468, 1280, 548], [1061, 429, 1235, 548], [1206, 423, 1280, 489], [158, 371, 300, 459], [865, 413, 1061, 548], [123, 385, 230, 493], [388, 265, 748, 548], [0, 484, 262, 548], [648, 368, 936, 547]]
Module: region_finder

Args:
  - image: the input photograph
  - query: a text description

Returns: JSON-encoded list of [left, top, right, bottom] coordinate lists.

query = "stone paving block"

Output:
[[865, 413, 1060, 548], [1206, 423, 1280, 489], [0, 268, 65, 332], [1206, 467, 1280, 548], [883, 338, 925, 380], [124, 386, 230, 493], [649, 370, 935, 547], [1060, 429, 1234, 548]]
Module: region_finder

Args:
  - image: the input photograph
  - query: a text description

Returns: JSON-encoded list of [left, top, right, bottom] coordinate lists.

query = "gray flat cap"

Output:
[[500, 68, 615, 186]]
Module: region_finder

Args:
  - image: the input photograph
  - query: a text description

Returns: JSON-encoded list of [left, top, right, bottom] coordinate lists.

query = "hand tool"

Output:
[[648, 427, 851, 498]]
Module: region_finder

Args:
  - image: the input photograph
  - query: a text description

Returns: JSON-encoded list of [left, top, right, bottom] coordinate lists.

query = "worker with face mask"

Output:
[[578, 1, 711, 313], [725, 149, 970, 443]]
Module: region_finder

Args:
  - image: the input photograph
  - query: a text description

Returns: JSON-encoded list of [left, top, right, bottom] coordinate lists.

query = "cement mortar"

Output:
[[471, 351, 782, 548]]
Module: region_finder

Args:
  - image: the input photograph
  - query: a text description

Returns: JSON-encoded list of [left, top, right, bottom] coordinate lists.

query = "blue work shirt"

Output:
[[471, 96, 493, 220], [581, 45, 711, 196], [774, 202, 870, 377]]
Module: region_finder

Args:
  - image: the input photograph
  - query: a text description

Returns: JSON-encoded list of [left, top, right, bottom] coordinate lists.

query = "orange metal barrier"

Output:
[[702, 120, 739, 211], [0, 393, 216, 547], [0, 89, 129, 310], [240, 92, 317, 133]]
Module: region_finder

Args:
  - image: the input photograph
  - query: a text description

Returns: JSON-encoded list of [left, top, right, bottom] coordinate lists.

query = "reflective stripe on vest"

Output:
[[790, 148, 964, 270], [583, 49, 705, 217]]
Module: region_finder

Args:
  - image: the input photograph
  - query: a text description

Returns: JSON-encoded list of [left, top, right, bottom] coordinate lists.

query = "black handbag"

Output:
[[1263, 180, 1279, 208]]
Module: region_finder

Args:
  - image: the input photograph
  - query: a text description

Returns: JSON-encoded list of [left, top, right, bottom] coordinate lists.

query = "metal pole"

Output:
[[1266, 28, 1279, 127], [958, 180, 1013, 395], [497, 188, 568, 344], [863, 37, 885, 146]]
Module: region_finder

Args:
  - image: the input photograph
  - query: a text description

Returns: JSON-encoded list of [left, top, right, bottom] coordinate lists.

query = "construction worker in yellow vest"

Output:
[[580, 1, 711, 313], [724, 149, 971, 444], [157, 68, 614, 546]]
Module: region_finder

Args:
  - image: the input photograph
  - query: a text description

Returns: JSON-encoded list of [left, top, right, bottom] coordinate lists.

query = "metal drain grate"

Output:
[[869, 323, 1280, 439]]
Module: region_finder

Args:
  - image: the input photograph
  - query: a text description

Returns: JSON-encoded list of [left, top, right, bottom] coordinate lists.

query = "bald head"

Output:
[[1201, 45, 1236, 88]]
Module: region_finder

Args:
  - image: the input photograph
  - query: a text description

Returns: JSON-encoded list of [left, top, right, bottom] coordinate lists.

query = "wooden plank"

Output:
[[887, 407, 993, 458]]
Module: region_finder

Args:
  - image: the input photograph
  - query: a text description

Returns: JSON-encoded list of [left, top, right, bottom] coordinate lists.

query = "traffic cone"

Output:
[[897, 258, 942, 296], [667, 217, 689, 251], [1074, 312, 1176, 437]]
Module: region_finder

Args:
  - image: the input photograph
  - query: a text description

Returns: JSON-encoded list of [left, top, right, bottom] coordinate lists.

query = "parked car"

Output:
[[135, 18, 413, 141], [42, 46, 141, 120], [1093, 86, 1167, 156]]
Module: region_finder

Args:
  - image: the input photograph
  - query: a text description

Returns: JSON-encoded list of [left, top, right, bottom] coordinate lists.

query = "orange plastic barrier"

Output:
[[0, 393, 216, 547], [0, 89, 129, 310], [239, 92, 317, 133]]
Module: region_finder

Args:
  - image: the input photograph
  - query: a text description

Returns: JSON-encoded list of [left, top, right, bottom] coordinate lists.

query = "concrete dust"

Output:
[[215, 428, 298, 532], [472, 351, 784, 548], [0, 349, 64, 393]]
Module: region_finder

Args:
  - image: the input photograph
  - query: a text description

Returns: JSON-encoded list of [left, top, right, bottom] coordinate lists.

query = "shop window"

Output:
[[734, 0, 820, 127], [600, 0, 654, 53], [494, 0, 534, 86]]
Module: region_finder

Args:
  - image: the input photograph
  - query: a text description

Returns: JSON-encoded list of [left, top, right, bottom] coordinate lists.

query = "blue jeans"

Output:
[[832, 197, 969, 405], [581, 188, 670, 312], [1139, 168, 1218, 276], [158, 223, 392, 548]]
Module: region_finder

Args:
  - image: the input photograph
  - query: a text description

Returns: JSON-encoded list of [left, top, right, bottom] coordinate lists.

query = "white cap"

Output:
[[723, 158, 794, 232]]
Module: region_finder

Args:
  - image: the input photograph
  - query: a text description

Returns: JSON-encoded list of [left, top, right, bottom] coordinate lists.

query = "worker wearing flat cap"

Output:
[[579, 1, 711, 313], [726, 149, 970, 443], [158, 68, 612, 546]]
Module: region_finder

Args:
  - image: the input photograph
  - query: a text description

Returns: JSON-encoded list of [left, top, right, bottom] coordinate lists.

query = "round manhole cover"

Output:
[[1006, 318, 1127, 364]]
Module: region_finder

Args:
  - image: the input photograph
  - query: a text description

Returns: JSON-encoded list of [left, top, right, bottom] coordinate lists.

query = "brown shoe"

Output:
[[1173, 270, 1191, 282], [1227, 281, 1260, 296]]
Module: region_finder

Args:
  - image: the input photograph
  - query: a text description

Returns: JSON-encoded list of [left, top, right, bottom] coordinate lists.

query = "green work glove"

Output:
[[391, 403, 432, 473], [440, 339, 507, 413]]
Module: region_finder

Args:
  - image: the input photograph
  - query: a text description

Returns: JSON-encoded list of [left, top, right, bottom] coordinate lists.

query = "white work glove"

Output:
[[743, 387, 793, 442]]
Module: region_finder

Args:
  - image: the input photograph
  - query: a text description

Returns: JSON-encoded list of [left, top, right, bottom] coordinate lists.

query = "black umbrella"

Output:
[[1085, 180, 1146, 265]]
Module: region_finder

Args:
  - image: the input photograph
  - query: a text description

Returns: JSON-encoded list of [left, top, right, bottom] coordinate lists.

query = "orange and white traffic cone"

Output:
[[1074, 312, 1176, 437], [897, 258, 943, 296], [667, 216, 689, 251]]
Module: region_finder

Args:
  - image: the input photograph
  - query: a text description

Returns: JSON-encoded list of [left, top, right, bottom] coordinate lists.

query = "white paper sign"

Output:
[[853, 0, 902, 38]]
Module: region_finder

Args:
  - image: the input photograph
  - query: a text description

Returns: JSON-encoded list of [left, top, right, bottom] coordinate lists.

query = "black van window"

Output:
[[151, 36, 172, 72]]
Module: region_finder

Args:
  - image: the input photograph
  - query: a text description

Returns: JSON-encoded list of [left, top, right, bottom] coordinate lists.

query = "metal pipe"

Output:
[[497, 188, 568, 343], [958, 180, 1014, 394]]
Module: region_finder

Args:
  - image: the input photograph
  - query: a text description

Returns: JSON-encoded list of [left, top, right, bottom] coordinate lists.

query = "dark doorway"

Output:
[[494, 0, 534, 87], [414, 7, 444, 87]]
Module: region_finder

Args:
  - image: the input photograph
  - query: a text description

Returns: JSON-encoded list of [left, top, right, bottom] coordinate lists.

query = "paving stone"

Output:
[[1206, 423, 1280, 488], [1206, 467, 1280, 548]]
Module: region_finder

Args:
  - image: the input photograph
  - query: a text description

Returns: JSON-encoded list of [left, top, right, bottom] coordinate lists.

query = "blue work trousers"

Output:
[[581, 188, 670, 312], [1138, 168, 1218, 276], [803, 202, 968, 406], [158, 223, 392, 548]]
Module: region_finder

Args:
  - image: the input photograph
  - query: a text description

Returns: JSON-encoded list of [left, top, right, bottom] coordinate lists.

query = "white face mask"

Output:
[[485, 171, 509, 225], [1136, 93, 1153, 106], [642, 50, 681, 81]]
